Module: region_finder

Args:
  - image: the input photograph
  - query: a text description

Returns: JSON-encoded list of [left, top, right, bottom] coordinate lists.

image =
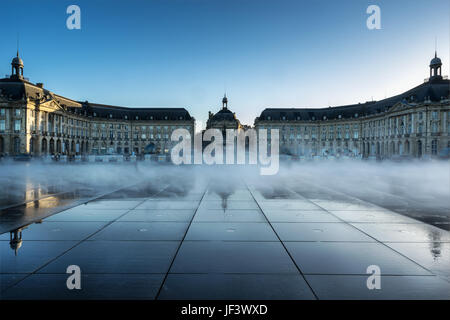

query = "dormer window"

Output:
[[136, 116, 139, 120], [150, 116, 154, 120], [354, 113, 358, 118], [297, 116, 301, 120], [164, 116, 168, 120], [93, 112, 97, 117], [179, 116, 183, 120], [282, 116, 286, 120], [124, 115, 128, 120], [109, 114, 113, 118], [323, 116, 327, 120], [338, 114, 342, 119], [267, 116, 271, 120], [311, 116, 315, 120]]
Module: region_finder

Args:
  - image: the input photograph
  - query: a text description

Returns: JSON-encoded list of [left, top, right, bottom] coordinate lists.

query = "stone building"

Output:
[[255, 53, 450, 159], [0, 52, 195, 157], [206, 95, 242, 131]]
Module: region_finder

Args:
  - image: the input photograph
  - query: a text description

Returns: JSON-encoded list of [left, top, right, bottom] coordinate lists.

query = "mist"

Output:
[[0, 159, 449, 230]]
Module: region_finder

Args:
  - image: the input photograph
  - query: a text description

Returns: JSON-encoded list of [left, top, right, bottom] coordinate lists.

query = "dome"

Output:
[[430, 53, 442, 67], [12, 56, 24, 67], [211, 108, 236, 121]]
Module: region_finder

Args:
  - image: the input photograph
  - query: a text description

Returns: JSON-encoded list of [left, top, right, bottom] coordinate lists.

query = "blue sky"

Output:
[[0, 0, 448, 128]]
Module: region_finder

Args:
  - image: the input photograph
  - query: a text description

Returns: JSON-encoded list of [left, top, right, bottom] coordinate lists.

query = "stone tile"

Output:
[[45, 208, 130, 222], [272, 222, 374, 242], [135, 201, 200, 210], [385, 242, 450, 280], [259, 201, 321, 210], [351, 223, 450, 242], [118, 209, 195, 222], [0, 221, 107, 241], [330, 210, 419, 223], [0, 241, 78, 273], [311, 200, 383, 211], [306, 275, 450, 299], [159, 274, 316, 300], [0, 274, 28, 292], [264, 210, 340, 223], [91, 222, 189, 241], [285, 242, 432, 275], [83, 200, 143, 209], [198, 201, 259, 210], [38, 241, 179, 274], [2, 274, 164, 300], [185, 222, 277, 241], [171, 241, 297, 274], [193, 209, 265, 222]]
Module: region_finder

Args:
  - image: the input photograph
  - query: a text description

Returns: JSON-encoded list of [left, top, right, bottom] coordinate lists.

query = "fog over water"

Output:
[[0, 159, 449, 230]]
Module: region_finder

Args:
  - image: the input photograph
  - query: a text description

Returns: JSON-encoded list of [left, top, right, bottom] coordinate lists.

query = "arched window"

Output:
[[41, 138, 47, 154]]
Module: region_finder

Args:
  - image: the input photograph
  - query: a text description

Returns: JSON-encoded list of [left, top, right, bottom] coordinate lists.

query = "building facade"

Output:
[[0, 52, 195, 157], [1, 53, 448, 160], [255, 54, 450, 159]]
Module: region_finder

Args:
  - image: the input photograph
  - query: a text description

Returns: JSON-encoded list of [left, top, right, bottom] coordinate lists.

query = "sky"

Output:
[[0, 0, 448, 129]]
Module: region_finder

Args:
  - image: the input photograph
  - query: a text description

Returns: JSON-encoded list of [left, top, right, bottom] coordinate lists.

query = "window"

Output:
[[14, 120, 21, 131], [15, 109, 21, 117], [432, 123, 438, 133], [431, 139, 438, 155], [432, 111, 438, 120], [418, 124, 423, 134], [0, 109, 5, 116], [0, 119, 5, 132]]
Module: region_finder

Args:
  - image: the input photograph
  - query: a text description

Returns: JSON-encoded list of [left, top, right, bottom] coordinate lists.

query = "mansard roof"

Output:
[[0, 78, 81, 108], [78, 102, 193, 121], [256, 78, 450, 122], [0, 77, 193, 120]]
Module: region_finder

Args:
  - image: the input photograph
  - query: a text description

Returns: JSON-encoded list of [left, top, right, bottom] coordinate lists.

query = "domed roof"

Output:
[[211, 108, 236, 121], [11, 51, 24, 67], [430, 52, 442, 67], [12, 57, 23, 66]]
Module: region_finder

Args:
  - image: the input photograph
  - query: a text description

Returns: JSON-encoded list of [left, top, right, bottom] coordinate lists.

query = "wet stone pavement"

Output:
[[0, 179, 449, 300]]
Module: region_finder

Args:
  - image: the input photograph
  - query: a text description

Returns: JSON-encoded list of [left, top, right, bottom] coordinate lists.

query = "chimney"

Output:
[[36, 83, 44, 88]]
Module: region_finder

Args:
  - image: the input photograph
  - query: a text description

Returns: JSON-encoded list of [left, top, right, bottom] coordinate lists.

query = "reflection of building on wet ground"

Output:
[[9, 227, 23, 255], [1, 175, 449, 299], [0, 52, 448, 160]]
